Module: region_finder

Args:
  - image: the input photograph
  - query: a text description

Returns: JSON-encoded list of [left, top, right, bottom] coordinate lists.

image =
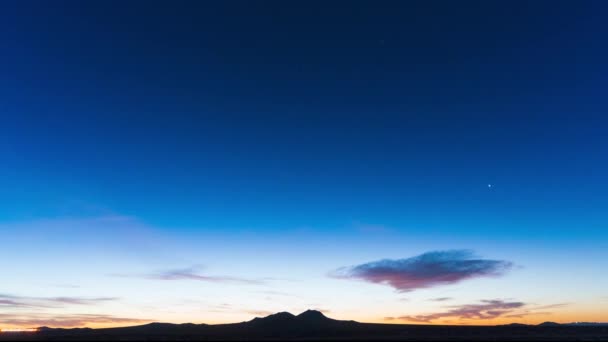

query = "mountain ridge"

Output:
[[5, 310, 608, 341]]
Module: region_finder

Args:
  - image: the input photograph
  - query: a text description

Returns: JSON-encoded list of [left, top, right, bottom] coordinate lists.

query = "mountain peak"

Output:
[[250, 310, 333, 326], [250, 311, 295, 324], [272, 311, 296, 318], [297, 310, 328, 320]]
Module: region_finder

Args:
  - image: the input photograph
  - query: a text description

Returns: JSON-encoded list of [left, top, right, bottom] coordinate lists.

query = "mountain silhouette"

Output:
[[249, 310, 334, 327], [249, 311, 296, 325], [5, 310, 608, 341], [539, 321, 562, 326], [297, 309, 329, 321]]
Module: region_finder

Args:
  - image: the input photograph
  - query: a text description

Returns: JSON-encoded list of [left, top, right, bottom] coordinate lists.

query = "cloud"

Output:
[[118, 266, 264, 285], [0, 295, 127, 328], [396, 300, 526, 323], [46, 297, 118, 305], [0, 313, 150, 328], [0, 294, 118, 309], [0, 298, 30, 308], [331, 250, 512, 292], [50, 284, 81, 289], [429, 297, 453, 302], [533, 303, 570, 310], [502, 303, 570, 318], [385, 301, 569, 323]]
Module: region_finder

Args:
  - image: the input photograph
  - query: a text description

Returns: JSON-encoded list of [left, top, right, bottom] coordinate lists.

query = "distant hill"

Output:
[[2, 310, 608, 341], [539, 321, 608, 327], [539, 321, 562, 326], [565, 322, 608, 327]]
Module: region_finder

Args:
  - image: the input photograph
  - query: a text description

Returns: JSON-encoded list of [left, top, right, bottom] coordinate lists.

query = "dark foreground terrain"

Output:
[[2, 310, 608, 341]]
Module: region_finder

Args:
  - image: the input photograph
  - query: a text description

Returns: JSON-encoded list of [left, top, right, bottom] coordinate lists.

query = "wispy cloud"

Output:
[[0, 294, 118, 309], [533, 303, 570, 310], [331, 250, 512, 292], [49, 284, 81, 289], [117, 266, 264, 285], [0, 298, 31, 308], [385, 301, 570, 323], [502, 303, 571, 318], [392, 300, 526, 323], [0, 313, 150, 328], [46, 297, 118, 305], [429, 297, 453, 302]]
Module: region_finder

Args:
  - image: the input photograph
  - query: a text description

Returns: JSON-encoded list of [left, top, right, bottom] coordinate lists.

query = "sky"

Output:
[[1, 0, 608, 328]]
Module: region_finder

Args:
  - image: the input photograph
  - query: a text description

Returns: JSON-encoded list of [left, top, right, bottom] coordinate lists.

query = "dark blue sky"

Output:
[[2, 1, 607, 230], [1, 0, 608, 327]]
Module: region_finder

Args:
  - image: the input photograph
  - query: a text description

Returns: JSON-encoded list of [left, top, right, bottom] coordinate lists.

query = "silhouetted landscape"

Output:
[[2, 310, 607, 341]]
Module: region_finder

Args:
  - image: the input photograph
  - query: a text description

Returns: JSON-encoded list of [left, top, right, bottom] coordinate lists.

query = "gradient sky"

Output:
[[1, 0, 608, 328]]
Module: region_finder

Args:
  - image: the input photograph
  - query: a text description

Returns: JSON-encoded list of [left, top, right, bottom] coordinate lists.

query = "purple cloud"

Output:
[[47, 297, 118, 305], [395, 299, 526, 323], [429, 297, 453, 302], [0, 313, 150, 328], [0, 294, 118, 309], [331, 250, 512, 291], [142, 266, 264, 285], [0, 298, 30, 308]]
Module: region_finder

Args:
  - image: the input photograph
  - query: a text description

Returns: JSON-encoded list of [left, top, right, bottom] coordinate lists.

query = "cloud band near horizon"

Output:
[[387, 299, 527, 323]]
